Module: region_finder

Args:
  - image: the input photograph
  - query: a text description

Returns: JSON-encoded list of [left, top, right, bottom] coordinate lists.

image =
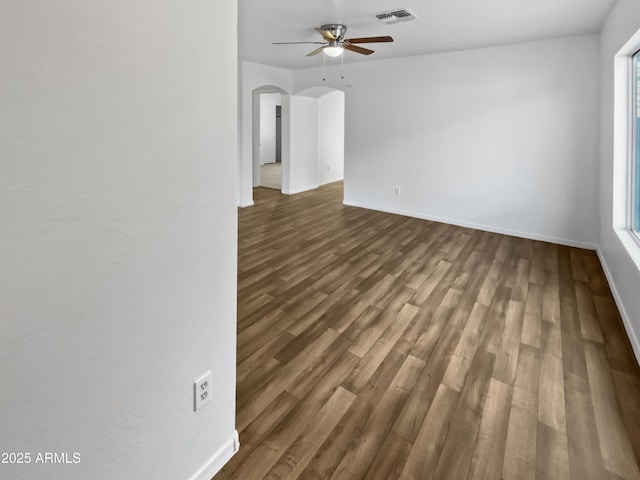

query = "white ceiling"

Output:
[[239, 0, 616, 70]]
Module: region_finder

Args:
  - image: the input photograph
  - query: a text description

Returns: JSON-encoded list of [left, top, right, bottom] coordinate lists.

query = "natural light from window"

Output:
[[634, 51, 640, 236], [612, 30, 640, 272]]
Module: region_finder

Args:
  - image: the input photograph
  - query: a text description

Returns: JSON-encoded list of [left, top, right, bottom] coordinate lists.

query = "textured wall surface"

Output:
[[0, 1, 238, 479]]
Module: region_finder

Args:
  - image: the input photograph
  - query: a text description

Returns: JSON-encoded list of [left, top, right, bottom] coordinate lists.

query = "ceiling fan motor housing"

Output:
[[320, 24, 347, 41]]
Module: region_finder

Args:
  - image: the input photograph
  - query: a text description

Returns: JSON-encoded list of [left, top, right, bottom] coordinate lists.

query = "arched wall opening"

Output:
[[246, 84, 345, 205], [252, 86, 290, 194]]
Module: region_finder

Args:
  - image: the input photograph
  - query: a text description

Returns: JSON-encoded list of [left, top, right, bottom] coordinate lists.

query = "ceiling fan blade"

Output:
[[306, 46, 326, 57], [273, 41, 326, 45], [316, 28, 336, 42], [343, 44, 374, 55], [344, 36, 394, 44]]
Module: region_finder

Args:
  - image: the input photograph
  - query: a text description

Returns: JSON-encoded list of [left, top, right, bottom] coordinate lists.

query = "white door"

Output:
[[259, 104, 276, 165]]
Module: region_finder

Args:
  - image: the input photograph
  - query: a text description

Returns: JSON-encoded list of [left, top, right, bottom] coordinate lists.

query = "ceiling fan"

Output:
[[273, 24, 393, 58]]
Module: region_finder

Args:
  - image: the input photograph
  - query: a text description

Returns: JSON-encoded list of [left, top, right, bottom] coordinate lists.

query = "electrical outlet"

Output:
[[394, 186, 401, 195], [194, 371, 212, 412]]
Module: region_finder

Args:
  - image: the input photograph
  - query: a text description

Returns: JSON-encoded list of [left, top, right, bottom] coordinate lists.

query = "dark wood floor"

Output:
[[216, 182, 640, 480]]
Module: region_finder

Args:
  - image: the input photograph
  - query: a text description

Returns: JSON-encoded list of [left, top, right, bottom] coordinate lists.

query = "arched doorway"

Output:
[[252, 86, 289, 193], [249, 85, 345, 202]]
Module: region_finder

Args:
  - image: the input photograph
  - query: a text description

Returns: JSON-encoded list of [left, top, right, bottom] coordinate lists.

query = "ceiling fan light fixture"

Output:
[[276, 23, 392, 59], [324, 46, 344, 57]]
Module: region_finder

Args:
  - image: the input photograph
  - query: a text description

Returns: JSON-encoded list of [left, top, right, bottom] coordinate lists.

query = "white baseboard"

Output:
[[238, 201, 254, 208], [596, 249, 640, 366], [188, 430, 239, 480], [283, 184, 318, 195], [342, 200, 598, 251], [319, 177, 344, 186]]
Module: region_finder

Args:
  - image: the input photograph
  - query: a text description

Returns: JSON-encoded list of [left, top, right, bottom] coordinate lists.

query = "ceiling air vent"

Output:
[[374, 8, 419, 25]]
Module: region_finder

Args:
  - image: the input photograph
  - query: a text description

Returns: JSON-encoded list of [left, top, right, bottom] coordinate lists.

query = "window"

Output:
[[634, 51, 640, 235], [612, 31, 640, 271]]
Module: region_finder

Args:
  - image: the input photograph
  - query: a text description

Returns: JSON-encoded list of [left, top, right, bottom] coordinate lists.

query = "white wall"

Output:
[[318, 91, 345, 185], [239, 61, 292, 206], [599, 0, 640, 361], [0, 2, 238, 479], [287, 96, 319, 194], [294, 35, 601, 248]]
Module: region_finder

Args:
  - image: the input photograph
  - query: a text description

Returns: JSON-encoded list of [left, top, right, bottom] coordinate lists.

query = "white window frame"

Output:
[[613, 29, 640, 271], [632, 50, 640, 241]]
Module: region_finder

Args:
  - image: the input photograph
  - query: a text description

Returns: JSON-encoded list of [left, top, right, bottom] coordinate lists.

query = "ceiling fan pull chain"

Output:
[[323, 53, 326, 81], [341, 53, 344, 79]]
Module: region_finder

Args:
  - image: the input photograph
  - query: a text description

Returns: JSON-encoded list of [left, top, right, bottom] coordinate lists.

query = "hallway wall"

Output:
[[0, 2, 238, 479]]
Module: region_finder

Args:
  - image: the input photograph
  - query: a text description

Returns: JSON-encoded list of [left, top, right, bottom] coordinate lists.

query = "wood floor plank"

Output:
[[441, 302, 488, 392], [594, 295, 640, 375], [215, 391, 300, 480], [525, 283, 544, 317], [285, 334, 354, 401], [570, 248, 589, 283], [412, 259, 452, 305], [283, 291, 330, 336], [560, 296, 589, 379], [399, 384, 461, 480], [393, 318, 465, 442], [538, 320, 567, 432], [219, 183, 640, 480], [542, 284, 561, 324], [322, 297, 367, 335], [467, 378, 513, 480], [576, 282, 605, 343], [329, 355, 425, 480], [477, 258, 504, 307], [502, 344, 540, 480], [237, 328, 340, 430], [529, 242, 546, 285], [565, 372, 607, 480], [493, 300, 525, 385], [558, 246, 578, 300], [582, 250, 610, 296], [411, 288, 462, 362], [300, 349, 407, 480], [612, 370, 640, 466], [536, 421, 570, 480], [478, 285, 510, 355], [521, 312, 542, 349], [264, 386, 356, 480], [432, 348, 495, 480], [585, 342, 640, 480], [364, 431, 412, 480], [342, 303, 419, 393], [348, 309, 394, 358], [511, 257, 531, 303]]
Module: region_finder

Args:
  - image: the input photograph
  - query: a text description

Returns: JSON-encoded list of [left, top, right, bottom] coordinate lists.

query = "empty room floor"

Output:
[[217, 182, 640, 480], [260, 163, 281, 190]]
